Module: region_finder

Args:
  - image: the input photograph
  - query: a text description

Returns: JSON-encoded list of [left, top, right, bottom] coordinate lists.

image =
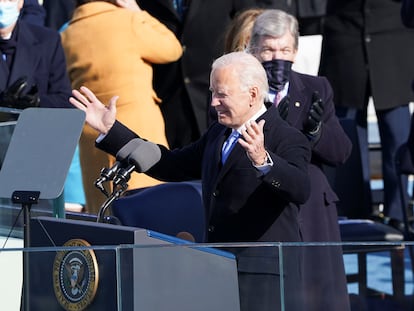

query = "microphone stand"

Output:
[[96, 168, 132, 223]]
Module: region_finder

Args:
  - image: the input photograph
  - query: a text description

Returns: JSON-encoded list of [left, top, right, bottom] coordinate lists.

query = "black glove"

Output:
[[303, 91, 324, 140], [0, 76, 40, 109], [277, 94, 289, 120]]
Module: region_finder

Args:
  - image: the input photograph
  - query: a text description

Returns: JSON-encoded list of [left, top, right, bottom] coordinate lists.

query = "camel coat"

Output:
[[61, 2, 182, 213]]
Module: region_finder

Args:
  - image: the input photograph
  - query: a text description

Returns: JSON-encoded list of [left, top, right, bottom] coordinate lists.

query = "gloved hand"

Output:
[[0, 76, 40, 109], [303, 91, 324, 140], [277, 94, 289, 120]]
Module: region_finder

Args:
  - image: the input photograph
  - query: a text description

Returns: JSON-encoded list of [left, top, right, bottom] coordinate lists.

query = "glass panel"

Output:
[[1, 227, 414, 310]]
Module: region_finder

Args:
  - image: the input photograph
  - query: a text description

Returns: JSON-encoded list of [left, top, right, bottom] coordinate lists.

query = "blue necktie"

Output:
[[173, 0, 185, 19], [221, 131, 240, 164]]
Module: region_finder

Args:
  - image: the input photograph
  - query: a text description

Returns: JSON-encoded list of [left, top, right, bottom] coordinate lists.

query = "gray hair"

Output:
[[248, 9, 299, 53], [211, 52, 269, 102]]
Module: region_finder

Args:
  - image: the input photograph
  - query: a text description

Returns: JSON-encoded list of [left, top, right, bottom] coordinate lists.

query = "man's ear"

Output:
[[249, 86, 259, 105]]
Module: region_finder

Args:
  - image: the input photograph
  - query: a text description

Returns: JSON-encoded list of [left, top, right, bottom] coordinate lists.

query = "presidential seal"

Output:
[[53, 239, 99, 311]]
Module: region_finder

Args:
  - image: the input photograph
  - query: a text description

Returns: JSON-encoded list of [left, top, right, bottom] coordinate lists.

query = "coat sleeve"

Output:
[[311, 77, 352, 166], [131, 11, 183, 64]]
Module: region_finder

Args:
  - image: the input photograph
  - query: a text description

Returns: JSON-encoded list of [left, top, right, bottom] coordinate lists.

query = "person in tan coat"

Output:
[[61, 0, 182, 214]]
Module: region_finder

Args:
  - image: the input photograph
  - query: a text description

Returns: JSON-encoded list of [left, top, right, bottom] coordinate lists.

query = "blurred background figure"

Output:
[[61, 0, 182, 214], [42, 0, 75, 30], [319, 0, 414, 223], [136, 0, 256, 149], [401, 0, 414, 28], [20, 0, 45, 25], [248, 9, 351, 311], [253, 0, 327, 35], [223, 8, 264, 53], [0, 0, 71, 114]]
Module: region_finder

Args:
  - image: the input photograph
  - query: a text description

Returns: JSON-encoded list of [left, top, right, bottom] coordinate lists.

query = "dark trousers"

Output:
[[336, 105, 411, 221]]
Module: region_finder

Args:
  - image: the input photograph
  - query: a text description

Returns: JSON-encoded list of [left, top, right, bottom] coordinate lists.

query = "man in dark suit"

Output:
[[136, 0, 255, 149], [0, 0, 72, 111], [248, 9, 352, 311], [319, 0, 414, 223], [70, 51, 311, 311]]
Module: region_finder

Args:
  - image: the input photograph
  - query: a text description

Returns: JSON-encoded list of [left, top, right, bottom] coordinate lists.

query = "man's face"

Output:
[[210, 67, 254, 129], [253, 32, 297, 62]]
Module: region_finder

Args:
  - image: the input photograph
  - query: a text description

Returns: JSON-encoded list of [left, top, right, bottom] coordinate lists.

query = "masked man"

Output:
[[248, 9, 352, 311]]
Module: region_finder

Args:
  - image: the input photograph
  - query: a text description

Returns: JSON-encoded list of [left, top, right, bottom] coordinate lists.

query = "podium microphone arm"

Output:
[[96, 139, 161, 223], [94, 138, 145, 197], [97, 181, 128, 223]]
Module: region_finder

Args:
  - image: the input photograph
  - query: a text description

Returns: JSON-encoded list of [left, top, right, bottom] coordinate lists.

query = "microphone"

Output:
[[128, 140, 162, 173], [95, 138, 144, 188], [112, 140, 161, 187]]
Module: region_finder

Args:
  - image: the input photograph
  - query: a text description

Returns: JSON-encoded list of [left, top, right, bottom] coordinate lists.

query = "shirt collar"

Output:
[[234, 104, 267, 134]]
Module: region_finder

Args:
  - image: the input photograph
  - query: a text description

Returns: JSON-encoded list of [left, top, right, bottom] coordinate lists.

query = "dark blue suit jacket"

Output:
[[98, 105, 311, 244], [97, 105, 311, 310], [0, 21, 72, 109]]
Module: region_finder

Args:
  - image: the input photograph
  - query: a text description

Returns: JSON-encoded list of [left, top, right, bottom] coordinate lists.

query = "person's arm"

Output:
[[309, 78, 352, 166], [131, 11, 183, 64]]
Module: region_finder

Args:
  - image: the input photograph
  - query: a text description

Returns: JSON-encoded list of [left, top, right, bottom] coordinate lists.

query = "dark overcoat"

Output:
[[319, 0, 414, 110]]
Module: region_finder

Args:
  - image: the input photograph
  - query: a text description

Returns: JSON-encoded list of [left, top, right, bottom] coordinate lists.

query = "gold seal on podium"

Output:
[[53, 239, 99, 311]]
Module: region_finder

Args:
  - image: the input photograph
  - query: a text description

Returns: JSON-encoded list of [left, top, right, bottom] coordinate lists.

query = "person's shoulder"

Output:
[[292, 70, 327, 82], [291, 70, 331, 91], [19, 20, 60, 38]]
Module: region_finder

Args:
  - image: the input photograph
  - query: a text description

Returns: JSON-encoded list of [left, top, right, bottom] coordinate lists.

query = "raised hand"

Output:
[[69, 86, 117, 135], [238, 119, 267, 166], [303, 91, 324, 140]]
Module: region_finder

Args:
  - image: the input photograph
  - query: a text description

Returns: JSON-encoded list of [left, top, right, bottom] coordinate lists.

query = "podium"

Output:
[[29, 216, 241, 311]]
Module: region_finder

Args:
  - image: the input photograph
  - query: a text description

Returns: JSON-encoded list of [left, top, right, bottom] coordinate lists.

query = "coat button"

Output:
[[212, 190, 219, 197], [208, 225, 215, 232], [272, 180, 281, 187], [184, 77, 191, 84]]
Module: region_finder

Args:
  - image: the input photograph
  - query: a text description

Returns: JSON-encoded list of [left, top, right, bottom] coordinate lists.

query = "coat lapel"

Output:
[[287, 71, 308, 129]]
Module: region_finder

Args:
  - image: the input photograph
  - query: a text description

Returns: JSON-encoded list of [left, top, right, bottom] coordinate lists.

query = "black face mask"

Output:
[[262, 59, 293, 92]]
